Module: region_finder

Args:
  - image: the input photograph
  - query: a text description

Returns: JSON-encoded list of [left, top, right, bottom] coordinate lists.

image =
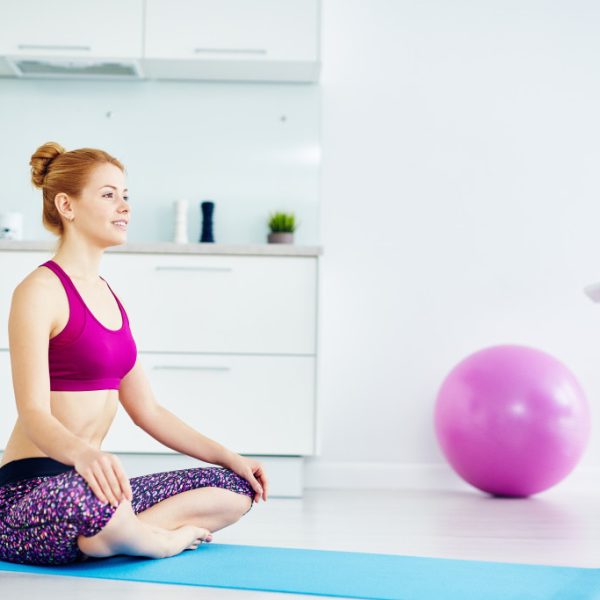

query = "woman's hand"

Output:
[[225, 454, 269, 503], [74, 447, 133, 508]]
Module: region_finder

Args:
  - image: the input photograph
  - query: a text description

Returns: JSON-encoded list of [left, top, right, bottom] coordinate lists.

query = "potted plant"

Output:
[[267, 211, 298, 244]]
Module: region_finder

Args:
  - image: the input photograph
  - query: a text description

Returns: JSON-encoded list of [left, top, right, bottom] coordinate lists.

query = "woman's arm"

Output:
[[135, 404, 237, 467], [118, 360, 236, 467], [9, 278, 95, 465]]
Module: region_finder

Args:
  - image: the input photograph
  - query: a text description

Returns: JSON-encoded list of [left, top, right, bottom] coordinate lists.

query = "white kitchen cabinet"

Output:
[[0, 247, 319, 461], [143, 0, 320, 82], [102, 352, 315, 454], [0, 0, 144, 58], [145, 0, 318, 62], [101, 252, 316, 354], [0, 0, 320, 82]]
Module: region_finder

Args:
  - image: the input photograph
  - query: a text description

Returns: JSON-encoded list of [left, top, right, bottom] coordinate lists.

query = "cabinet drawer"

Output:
[[102, 253, 317, 354], [102, 352, 315, 455]]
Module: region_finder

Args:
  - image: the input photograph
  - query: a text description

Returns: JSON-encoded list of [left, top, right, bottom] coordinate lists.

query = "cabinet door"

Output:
[[101, 253, 317, 354], [0, 0, 143, 58], [102, 352, 315, 455], [145, 0, 318, 61]]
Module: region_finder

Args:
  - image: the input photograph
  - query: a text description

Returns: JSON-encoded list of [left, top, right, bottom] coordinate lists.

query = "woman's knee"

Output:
[[240, 497, 253, 517], [223, 489, 253, 520]]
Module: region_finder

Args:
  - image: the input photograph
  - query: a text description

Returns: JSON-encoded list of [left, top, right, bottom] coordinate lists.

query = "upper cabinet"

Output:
[[0, 0, 143, 58], [145, 0, 318, 62], [143, 0, 320, 81], [0, 0, 320, 82]]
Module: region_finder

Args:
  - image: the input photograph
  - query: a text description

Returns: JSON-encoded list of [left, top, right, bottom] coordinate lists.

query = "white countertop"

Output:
[[0, 240, 323, 257]]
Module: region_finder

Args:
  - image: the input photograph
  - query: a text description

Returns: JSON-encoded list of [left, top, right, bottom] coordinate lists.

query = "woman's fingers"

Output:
[[94, 466, 119, 507], [111, 457, 133, 501], [257, 473, 268, 500], [103, 462, 124, 505], [74, 452, 133, 506], [112, 464, 132, 501], [123, 474, 133, 501], [86, 471, 109, 505]]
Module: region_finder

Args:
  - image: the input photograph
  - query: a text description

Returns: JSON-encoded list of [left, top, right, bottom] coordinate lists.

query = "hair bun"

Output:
[[30, 141, 66, 188]]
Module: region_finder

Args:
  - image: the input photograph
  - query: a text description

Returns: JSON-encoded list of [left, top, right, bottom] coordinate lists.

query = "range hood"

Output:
[[4, 57, 144, 80]]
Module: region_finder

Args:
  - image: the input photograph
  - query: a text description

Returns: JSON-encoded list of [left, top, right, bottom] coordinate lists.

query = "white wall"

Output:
[[310, 0, 600, 490]]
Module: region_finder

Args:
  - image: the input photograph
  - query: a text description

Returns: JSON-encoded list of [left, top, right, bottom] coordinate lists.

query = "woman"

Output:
[[0, 142, 268, 566]]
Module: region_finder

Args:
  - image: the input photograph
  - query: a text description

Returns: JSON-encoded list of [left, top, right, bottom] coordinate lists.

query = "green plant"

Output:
[[268, 211, 298, 233]]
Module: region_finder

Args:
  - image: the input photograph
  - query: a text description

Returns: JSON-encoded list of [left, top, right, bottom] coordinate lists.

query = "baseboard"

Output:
[[303, 459, 600, 496]]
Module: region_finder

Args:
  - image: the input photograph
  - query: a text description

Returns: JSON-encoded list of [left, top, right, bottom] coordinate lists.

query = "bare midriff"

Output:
[[0, 389, 118, 468]]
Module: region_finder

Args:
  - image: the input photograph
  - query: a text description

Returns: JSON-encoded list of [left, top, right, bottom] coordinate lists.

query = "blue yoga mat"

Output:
[[0, 543, 597, 600]]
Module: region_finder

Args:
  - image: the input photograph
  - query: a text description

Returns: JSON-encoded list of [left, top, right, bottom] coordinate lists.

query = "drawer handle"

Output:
[[193, 47, 267, 55], [152, 365, 231, 371], [18, 44, 92, 51], [154, 266, 232, 272]]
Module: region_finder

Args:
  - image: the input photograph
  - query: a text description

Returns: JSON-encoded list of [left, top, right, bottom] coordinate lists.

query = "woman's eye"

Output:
[[103, 193, 129, 202]]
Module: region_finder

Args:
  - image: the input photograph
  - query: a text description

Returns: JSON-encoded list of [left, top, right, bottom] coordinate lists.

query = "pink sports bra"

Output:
[[40, 260, 137, 391]]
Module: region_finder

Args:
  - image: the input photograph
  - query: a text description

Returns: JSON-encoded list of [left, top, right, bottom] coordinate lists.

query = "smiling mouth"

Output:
[[112, 221, 128, 230]]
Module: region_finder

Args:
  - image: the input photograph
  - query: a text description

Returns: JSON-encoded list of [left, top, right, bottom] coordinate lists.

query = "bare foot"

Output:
[[146, 523, 213, 545], [163, 525, 213, 557]]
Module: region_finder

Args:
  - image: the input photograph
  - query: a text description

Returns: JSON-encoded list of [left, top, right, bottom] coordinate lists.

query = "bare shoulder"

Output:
[[10, 264, 61, 319], [15, 263, 58, 292]]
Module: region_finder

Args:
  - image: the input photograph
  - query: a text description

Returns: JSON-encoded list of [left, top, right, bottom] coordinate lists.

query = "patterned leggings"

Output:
[[0, 460, 254, 566]]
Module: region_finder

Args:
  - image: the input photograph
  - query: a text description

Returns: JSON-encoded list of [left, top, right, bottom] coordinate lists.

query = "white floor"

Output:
[[1, 486, 598, 598]]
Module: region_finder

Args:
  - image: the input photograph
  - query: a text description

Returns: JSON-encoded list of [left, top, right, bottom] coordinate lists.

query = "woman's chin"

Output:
[[107, 233, 127, 247]]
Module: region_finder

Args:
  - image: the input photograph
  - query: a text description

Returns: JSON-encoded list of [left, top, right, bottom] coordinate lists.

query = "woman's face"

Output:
[[61, 162, 130, 247]]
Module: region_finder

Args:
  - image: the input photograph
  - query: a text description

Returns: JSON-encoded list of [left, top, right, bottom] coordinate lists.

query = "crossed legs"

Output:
[[77, 466, 255, 560], [0, 464, 254, 565], [136, 485, 253, 531], [77, 487, 252, 559]]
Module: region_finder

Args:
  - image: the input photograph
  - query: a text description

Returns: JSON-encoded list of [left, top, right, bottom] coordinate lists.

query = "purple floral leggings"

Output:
[[0, 463, 254, 566]]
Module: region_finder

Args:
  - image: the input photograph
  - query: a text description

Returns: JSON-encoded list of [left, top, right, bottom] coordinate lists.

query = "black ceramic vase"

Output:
[[199, 201, 215, 243]]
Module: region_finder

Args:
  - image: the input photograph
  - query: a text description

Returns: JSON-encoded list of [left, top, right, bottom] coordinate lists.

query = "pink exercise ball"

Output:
[[434, 345, 590, 497]]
